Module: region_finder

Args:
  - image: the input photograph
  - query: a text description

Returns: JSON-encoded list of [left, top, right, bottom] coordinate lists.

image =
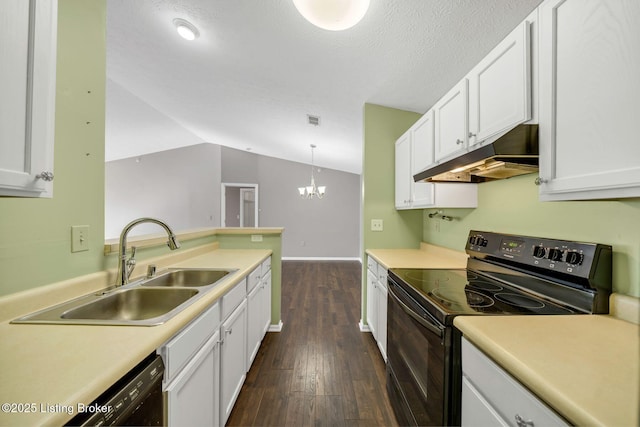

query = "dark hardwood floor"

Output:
[[226, 261, 398, 427]]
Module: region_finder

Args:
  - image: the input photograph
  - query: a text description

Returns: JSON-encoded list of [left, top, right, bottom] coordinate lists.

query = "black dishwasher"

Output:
[[67, 352, 164, 426]]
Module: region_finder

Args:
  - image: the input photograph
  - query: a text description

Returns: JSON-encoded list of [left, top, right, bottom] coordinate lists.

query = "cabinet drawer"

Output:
[[377, 265, 388, 287], [222, 278, 247, 320], [461, 338, 568, 426], [261, 256, 271, 273], [367, 256, 378, 275], [160, 302, 220, 384], [247, 267, 261, 293]]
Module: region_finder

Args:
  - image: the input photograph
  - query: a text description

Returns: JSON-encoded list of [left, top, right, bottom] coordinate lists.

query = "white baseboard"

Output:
[[268, 321, 283, 332], [358, 320, 370, 332]]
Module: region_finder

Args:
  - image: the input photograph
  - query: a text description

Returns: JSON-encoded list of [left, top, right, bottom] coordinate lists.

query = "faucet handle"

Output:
[[147, 264, 157, 278]]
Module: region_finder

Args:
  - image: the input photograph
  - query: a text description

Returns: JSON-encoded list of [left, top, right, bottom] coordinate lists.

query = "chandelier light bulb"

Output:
[[292, 0, 370, 31]]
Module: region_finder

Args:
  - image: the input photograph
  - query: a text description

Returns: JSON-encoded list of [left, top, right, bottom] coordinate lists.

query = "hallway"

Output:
[[226, 261, 398, 426]]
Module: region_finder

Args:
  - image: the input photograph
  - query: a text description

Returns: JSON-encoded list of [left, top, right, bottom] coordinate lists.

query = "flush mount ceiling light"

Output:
[[298, 144, 326, 199], [293, 0, 370, 31], [173, 18, 199, 41]]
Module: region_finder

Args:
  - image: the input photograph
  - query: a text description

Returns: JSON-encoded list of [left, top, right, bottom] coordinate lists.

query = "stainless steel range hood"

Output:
[[413, 124, 539, 183]]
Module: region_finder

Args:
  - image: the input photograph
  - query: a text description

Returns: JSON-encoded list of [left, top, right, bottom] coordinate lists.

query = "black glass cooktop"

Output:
[[389, 268, 575, 324]]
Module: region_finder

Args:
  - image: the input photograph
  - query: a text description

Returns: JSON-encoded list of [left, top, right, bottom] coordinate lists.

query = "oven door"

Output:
[[387, 277, 452, 426]]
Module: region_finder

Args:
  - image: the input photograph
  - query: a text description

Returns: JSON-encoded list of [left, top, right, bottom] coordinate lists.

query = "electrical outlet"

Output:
[[251, 234, 263, 242], [371, 219, 384, 232], [71, 225, 89, 252]]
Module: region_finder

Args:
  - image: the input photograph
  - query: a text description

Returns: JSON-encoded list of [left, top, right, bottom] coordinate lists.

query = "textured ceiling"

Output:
[[106, 0, 542, 174]]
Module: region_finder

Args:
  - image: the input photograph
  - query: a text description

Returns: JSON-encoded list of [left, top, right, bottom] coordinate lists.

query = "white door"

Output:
[[220, 300, 247, 426], [0, 0, 57, 197], [394, 131, 411, 209], [261, 269, 272, 335], [538, 0, 640, 200], [411, 110, 436, 207], [165, 331, 220, 427], [366, 268, 378, 339], [468, 20, 532, 146], [246, 282, 262, 371], [434, 80, 468, 162]]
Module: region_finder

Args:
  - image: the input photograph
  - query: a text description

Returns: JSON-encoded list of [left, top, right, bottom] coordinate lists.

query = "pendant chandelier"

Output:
[[298, 144, 326, 199]]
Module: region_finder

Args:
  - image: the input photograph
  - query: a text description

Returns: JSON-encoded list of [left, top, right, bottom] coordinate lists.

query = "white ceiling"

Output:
[[106, 0, 542, 174]]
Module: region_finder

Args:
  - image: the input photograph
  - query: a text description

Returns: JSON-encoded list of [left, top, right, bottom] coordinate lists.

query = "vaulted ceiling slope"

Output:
[[106, 0, 542, 174]]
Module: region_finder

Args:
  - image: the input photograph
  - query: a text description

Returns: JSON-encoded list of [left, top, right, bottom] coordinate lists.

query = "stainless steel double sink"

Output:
[[12, 268, 236, 326]]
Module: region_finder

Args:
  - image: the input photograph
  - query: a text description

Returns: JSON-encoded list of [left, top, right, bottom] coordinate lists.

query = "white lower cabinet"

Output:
[[220, 299, 247, 426], [366, 264, 378, 339], [366, 257, 388, 362], [461, 337, 568, 427], [160, 257, 271, 426], [165, 331, 220, 427], [159, 302, 220, 426], [375, 267, 388, 362], [261, 269, 272, 335], [247, 259, 272, 371]]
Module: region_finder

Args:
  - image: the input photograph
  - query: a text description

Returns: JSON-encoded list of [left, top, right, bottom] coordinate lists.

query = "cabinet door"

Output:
[[246, 283, 262, 371], [165, 331, 220, 427], [366, 268, 378, 339], [538, 0, 640, 200], [220, 300, 247, 426], [376, 279, 388, 362], [468, 20, 532, 147], [461, 376, 508, 427], [411, 111, 436, 207], [0, 0, 57, 197], [261, 269, 272, 336], [434, 80, 468, 162], [394, 131, 412, 209]]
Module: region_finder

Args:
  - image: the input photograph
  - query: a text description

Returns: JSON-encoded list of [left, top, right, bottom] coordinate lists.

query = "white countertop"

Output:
[[0, 245, 271, 426]]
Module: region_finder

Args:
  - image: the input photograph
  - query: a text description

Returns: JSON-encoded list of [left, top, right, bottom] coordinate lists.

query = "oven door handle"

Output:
[[388, 284, 444, 338]]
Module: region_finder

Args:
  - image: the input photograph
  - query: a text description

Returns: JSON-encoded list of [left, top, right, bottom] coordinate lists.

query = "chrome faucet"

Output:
[[116, 217, 181, 286]]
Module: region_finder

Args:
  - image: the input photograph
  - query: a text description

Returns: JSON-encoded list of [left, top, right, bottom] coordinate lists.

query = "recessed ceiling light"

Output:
[[173, 18, 199, 41], [293, 0, 370, 31]]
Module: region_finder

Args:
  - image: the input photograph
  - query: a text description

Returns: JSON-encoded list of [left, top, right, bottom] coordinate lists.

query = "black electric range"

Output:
[[385, 230, 612, 426]]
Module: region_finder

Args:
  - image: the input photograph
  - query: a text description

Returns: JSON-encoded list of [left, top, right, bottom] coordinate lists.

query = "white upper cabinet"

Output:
[[468, 18, 533, 148], [434, 79, 469, 162], [395, 131, 412, 209], [411, 111, 436, 207], [395, 111, 478, 210], [0, 0, 58, 197], [537, 0, 640, 200]]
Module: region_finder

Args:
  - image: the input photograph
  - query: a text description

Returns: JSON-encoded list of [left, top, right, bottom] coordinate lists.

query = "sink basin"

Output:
[[12, 267, 239, 326], [60, 288, 199, 321], [142, 268, 233, 287]]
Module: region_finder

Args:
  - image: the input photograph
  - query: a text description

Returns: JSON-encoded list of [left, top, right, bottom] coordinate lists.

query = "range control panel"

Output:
[[465, 230, 611, 281]]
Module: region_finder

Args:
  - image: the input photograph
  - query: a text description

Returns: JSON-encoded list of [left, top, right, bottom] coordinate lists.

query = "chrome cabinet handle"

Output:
[[534, 177, 548, 186], [468, 132, 476, 138], [456, 139, 464, 145], [36, 171, 54, 181], [515, 414, 534, 427], [225, 328, 233, 335]]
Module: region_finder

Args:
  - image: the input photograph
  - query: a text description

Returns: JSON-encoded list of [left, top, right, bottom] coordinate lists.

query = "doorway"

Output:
[[221, 183, 259, 227]]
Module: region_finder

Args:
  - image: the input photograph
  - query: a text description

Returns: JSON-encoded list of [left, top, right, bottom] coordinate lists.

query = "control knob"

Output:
[[565, 251, 584, 265], [532, 246, 546, 259], [547, 248, 563, 261]]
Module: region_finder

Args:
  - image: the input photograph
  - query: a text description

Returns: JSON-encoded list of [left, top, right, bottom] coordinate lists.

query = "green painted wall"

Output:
[[0, 0, 107, 297], [215, 234, 283, 325], [361, 103, 424, 323], [423, 174, 640, 297]]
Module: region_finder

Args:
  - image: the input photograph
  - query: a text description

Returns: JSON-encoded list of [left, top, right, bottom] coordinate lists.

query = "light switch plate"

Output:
[[71, 225, 89, 252], [371, 219, 384, 232]]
